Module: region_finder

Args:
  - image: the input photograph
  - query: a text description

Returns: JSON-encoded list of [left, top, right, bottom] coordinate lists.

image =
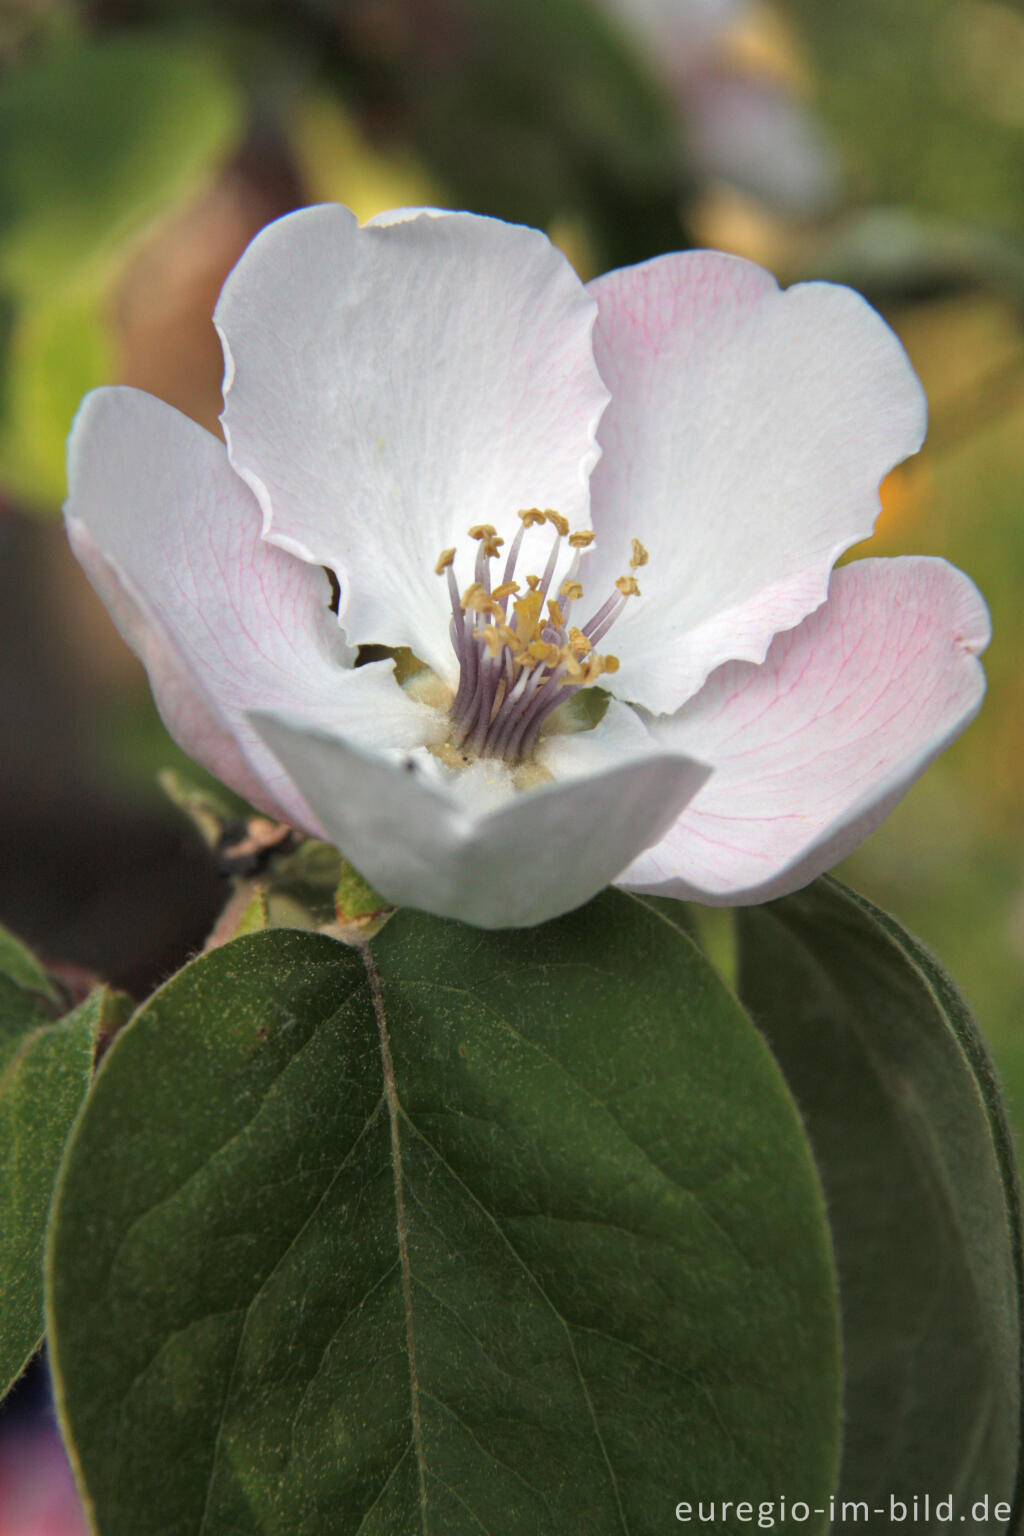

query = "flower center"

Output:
[[434, 510, 646, 764]]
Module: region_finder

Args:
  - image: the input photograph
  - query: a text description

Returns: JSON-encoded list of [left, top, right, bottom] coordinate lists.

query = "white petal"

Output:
[[536, 695, 660, 779], [584, 250, 927, 713], [65, 387, 437, 828], [249, 710, 710, 928], [215, 204, 609, 678], [618, 557, 989, 903]]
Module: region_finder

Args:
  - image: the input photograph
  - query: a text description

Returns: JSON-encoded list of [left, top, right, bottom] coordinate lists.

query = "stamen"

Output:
[[536, 530, 562, 603], [435, 521, 647, 764], [468, 524, 504, 558], [480, 626, 514, 657]]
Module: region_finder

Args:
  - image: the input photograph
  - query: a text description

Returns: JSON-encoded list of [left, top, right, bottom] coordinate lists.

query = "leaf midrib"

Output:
[[360, 944, 430, 1536]]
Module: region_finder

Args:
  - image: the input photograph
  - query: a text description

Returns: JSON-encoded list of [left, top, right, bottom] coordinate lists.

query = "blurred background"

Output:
[[0, 0, 1022, 1523]]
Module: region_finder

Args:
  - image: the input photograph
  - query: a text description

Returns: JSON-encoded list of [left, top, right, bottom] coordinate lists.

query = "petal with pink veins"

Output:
[[215, 205, 609, 681], [618, 557, 990, 904], [585, 250, 927, 713], [65, 387, 440, 831]]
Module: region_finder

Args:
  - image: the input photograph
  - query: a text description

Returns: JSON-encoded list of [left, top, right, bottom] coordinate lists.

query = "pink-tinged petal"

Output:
[[249, 710, 710, 928], [584, 250, 927, 713], [215, 204, 609, 680], [618, 557, 989, 903], [0, 1426, 87, 1536], [65, 387, 438, 829]]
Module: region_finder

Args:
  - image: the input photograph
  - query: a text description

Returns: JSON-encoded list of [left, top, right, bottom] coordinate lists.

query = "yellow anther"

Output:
[[435, 547, 456, 574], [519, 508, 547, 527], [514, 591, 544, 642], [478, 622, 519, 655], [568, 626, 592, 655], [527, 639, 561, 667], [466, 524, 504, 558], [546, 510, 570, 536], [491, 580, 520, 600], [560, 580, 584, 602], [465, 589, 505, 619], [525, 574, 541, 592], [616, 575, 641, 598], [568, 529, 595, 548], [630, 538, 649, 570], [547, 599, 566, 629], [461, 582, 484, 610], [602, 654, 620, 675], [563, 649, 585, 681]]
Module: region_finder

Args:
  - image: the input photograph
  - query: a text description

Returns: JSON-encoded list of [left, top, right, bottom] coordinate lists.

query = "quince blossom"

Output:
[[65, 205, 988, 928]]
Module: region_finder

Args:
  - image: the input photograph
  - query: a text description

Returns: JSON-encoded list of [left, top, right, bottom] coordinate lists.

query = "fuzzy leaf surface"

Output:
[[1, 988, 120, 1395], [49, 892, 839, 1534], [737, 878, 1022, 1520]]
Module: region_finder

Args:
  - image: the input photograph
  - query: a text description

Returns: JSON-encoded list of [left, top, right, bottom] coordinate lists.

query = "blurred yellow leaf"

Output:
[[288, 93, 438, 225], [0, 292, 113, 506]]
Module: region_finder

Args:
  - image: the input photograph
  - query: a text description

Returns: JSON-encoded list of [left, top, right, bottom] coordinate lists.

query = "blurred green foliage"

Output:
[[0, 36, 240, 297], [784, 0, 1024, 232], [0, 32, 241, 502]]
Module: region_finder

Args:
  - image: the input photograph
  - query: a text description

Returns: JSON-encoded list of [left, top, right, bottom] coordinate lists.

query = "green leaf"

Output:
[[158, 766, 251, 845], [0, 34, 242, 300], [48, 892, 839, 1535], [0, 919, 59, 1010], [0, 922, 59, 1079], [736, 877, 1022, 1509], [1, 987, 127, 1396]]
